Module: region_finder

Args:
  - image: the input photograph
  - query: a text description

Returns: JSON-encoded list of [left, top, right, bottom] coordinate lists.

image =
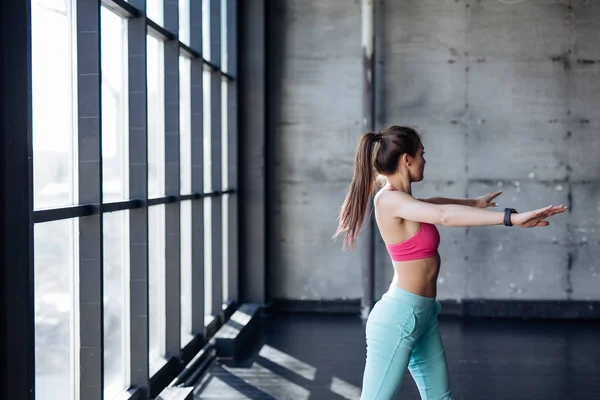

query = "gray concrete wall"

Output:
[[268, 0, 364, 300], [270, 0, 600, 301]]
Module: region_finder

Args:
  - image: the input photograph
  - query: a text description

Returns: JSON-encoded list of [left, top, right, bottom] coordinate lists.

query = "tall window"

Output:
[[101, 6, 130, 398], [203, 66, 213, 320], [102, 8, 129, 203], [147, 34, 167, 367], [32, 0, 77, 399], [147, 35, 166, 200], [222, 76, 229, 302], [33, 220, 77, 400], [32, 0, 76, 210], [28, 0, 238, 398], [180, 55, 193, 345]]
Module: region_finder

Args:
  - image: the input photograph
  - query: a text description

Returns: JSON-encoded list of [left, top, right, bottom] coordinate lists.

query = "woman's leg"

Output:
[[408, 301, 453, 400], [360, 298, 419, 400]]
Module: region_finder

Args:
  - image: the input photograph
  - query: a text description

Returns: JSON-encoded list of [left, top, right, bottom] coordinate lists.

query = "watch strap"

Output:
[[504, 208, 517, 227]]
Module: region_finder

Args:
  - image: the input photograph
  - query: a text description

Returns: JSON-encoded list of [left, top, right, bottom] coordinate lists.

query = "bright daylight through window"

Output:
[[28, 0, 238, 398]]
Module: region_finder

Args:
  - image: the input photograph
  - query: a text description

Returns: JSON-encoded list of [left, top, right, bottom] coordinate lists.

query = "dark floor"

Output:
[[194, 313, 600, 400]]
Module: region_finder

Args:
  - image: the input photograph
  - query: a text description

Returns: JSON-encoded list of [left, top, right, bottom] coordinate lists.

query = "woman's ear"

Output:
[[400, 153, 411, 168]]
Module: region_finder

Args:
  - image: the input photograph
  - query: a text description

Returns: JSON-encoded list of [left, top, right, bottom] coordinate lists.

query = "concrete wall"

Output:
[[269, 0, 600, 301], [268, 0, 363, 300]]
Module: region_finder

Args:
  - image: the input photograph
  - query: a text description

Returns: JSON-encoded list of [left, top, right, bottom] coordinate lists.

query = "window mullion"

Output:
[[208, 0, 223, 319], [127, 14, 150, 396], [164, 9, 181, 356], [190, 57, 206, 336], [225, 0, 238, 304], [76, 1, 103, 400]]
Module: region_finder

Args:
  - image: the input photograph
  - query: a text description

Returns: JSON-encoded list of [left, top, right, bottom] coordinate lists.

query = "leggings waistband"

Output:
[[383, 284, 436, 309]]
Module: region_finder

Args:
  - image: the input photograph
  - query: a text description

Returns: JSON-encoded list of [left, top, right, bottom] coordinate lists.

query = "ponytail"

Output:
[[334, 132, 379, 250]]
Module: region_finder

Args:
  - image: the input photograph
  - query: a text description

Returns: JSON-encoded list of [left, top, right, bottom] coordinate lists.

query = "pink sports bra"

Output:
[[384, 186, 440, 262], [385, 222, 440, 262]]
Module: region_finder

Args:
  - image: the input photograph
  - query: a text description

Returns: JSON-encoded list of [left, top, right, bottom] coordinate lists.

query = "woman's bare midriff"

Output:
[[390, 253, 441, 298]]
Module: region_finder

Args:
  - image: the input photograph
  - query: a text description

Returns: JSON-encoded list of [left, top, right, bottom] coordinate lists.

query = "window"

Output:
[[103, 211, 130, 398], [180, 55, 193, 345], [179, 0, 190, 46], [203, 67, 213, 318], [148, 205, 166, 365], [101, 7, 130, 398], [32, 1, 77, 399], [222, 77, 229, 302], [147, 33, 167, 368], [34, 219, 77, 400], [221, 0, 228, 74], [146, 0, 164, 26], [180, 200, 193, 344], [180, 56, 192, 196], [24, 0, 238, 397], [32, 0, 76, 210], [147, 35, 165, 199], [202, 0, 211, 60], [102, 7, 129, 203]]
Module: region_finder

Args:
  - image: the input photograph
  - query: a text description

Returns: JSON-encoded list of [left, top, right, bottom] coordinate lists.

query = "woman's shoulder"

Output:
[[374, 187, 412, 208]]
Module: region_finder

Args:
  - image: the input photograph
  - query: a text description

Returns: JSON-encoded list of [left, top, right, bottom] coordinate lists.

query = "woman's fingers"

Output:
[[543, 206, 567, 220], [538, 205, 554, 214], [515, 205, 567, 227], [488, 191, 502, 201], [547, 209, 566, 217], [537, 205, 566, 217]]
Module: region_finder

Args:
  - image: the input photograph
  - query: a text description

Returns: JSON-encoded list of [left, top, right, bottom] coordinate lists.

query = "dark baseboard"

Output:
[[270, 299, 362, 315], [442, 299, 600, 320], [270, 298, 600, 320]]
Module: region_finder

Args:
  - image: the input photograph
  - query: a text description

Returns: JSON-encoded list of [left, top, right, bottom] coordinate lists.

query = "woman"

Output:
[[334, 126, 567, 400]]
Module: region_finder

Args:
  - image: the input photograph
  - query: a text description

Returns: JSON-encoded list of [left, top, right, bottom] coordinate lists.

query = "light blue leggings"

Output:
[[361, 285, 453, 399]]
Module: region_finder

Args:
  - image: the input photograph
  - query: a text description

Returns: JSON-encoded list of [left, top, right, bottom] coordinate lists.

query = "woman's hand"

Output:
[[511, 205, 568, 228], [474, 191, 502, 208]]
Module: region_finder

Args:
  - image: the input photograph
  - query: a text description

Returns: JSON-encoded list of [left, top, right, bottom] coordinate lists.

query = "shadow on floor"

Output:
[[194, 313, 600, 400]]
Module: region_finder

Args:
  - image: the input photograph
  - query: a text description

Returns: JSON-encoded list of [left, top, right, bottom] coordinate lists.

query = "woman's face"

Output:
[[409, 144, 426, 182]]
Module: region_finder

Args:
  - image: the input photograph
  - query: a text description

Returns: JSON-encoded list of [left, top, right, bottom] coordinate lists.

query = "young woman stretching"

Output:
[[334, 126, 567, 400]]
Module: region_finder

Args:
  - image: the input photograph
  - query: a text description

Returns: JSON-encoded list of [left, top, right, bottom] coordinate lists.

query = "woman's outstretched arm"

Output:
[[418, 191, 502, 208], [378, 190, 567, 228]]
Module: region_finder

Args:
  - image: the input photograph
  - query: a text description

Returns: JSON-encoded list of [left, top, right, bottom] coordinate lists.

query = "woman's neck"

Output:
[[387, 177, 411, 195]]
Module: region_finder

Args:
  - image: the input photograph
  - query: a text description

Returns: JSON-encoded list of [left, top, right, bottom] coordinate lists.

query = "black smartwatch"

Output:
[[504, 208, 517, 227]]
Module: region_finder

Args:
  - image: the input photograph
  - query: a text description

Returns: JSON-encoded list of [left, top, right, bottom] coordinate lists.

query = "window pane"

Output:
[[203, 66, 212, 319], [32, 0, 76, 210], [202, 0, 210, 60], [180, 56, 192, 195], [221, 78, 228, 189], [221, 78, 229, 302], [222, 194, 229, 302], [147, 0, 164, 26], [34, 218, 77, 400], [103, 211, 130, 398], [179, 0, 190, 45], [204, 197, 212, 318], [181, 201, 193, 345], [149, 205, 166, 365], [203, 68, 212, 192], [147, 35, 165, 198], [101, 7, 129, 203], [221, 0, 228, 73]]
